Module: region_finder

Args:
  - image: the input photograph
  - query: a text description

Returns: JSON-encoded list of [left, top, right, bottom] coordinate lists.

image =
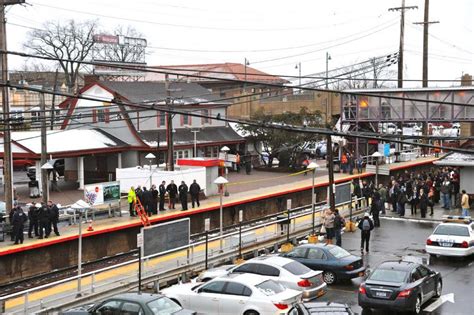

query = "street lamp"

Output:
[[145, 153, 156, 187], [41, 161, 54, 202], [372, 151, 383, 188], [187, 127, 200, 157], [244, 58, 250, 93], [295, 62, 302, 94], [214, 176, 229, 251], [307, 162, 319, 243], [220, 146, 230, 196], [325, 52, 332, 89], [71, 199, 90, 297]]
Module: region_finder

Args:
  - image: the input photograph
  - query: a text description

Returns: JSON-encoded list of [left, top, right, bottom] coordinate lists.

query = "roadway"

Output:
[[321, 217, 474, 314]]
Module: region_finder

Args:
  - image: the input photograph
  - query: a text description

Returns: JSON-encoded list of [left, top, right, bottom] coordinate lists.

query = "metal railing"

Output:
[[0, 197, 367, 314]]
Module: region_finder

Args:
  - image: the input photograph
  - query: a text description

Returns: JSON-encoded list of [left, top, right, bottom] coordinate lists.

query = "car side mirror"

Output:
[[196, 287, 203, 294]]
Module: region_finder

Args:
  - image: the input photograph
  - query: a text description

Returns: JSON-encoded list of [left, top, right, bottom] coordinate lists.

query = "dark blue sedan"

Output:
[[281, 244, 365, 284]]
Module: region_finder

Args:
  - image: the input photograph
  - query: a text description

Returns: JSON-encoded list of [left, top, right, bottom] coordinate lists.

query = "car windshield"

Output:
[[433, 225, 469, 237], [369, 269, 408, 283], [328, 246, 351, 259], [256, 280, 285, 296], [283, 261, 312, 275], [147, 297, 182, 315]]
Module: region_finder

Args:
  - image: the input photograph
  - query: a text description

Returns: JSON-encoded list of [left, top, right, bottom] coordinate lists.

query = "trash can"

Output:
[[29, 180, 40, 198]]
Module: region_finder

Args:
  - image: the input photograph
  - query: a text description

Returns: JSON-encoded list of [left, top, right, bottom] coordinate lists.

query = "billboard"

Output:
[[141, 218, 190, 257], [84, 181, 121, 206]]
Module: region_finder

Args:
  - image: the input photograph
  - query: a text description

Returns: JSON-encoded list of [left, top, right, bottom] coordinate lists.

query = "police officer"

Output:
[[37, 203, 51, 239], [159, 181, 166, 211], [189, 179, 201, 208], [166, 180, 178, 210], [178, 181, 189, 211], [12, 206, 27, 244], [28, 202, 39, 238], [48, 200, 60, 236]]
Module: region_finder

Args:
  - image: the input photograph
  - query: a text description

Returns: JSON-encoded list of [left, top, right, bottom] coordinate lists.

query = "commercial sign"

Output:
[[84, 181, 121, 206]]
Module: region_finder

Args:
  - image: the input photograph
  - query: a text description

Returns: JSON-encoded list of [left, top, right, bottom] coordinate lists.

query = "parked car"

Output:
[[61, 292, 195, 315], [426, 216, 474, 257], [196, 256, 326, 301], [358, 261, 442, 314], [13, 159, 35, 171], [162, 273, 302, 315], [26, 166, 36, 181], [288, 301, 354, 315], [281, 244, 365, 284], [26, 159, 65, 181]]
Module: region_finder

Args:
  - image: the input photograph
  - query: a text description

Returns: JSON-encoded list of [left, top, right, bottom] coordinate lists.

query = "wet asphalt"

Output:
[[318, 217, 474, 315]]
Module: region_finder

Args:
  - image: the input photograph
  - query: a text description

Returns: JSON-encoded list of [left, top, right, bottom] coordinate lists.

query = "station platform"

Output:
[[0, 156, 438, 257]]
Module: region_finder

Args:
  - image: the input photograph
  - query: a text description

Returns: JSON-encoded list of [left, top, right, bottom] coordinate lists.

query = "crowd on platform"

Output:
[[8, 200, 61, 244], [127, 179, 202, 217]]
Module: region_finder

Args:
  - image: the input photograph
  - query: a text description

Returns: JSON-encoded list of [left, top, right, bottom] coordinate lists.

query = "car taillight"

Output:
[[274, 303, 288, 310], [344, 264, 354, 270], [297, 279, 312, 287], [426, 239, 433, 245], [397, 289, 412, 299], [359, 284, 366, 295], [461, 241, 469, 248]]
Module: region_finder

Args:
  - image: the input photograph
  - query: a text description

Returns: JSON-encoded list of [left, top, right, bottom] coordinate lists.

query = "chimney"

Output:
[[461, 73, 472, 86], [84, 74, 100, 86]]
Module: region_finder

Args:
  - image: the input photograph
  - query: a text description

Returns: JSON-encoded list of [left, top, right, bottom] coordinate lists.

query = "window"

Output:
[[147, 297, 181, 314], [97, 109, 106, 122], [181, 114, 190, 126], [417, 266, 430, 278], [287, 247, 307, 258], [256, 264, 280, 277], [95, 300, 122, 315], [75, 112, 83, 121], [201, 281, 226, 294], [121, 302, 144, 315], [31, 111, 40, 123], [201, 109, 210, 124], [411, 269, 422, 282], [307, 248, 325, 260], [328, 246, 351, 259], [433, 225, 469, 237], [224, 282, 252, 296], [369, 269, 408, 283], [233, 263, 259, 275], [255, 280, 285, 296], [158, 112, 166, 127], [283, 261, 311, 276]]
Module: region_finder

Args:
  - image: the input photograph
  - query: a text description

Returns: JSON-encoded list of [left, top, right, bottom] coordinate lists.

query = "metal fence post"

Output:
[[24, 292, 29, 314]]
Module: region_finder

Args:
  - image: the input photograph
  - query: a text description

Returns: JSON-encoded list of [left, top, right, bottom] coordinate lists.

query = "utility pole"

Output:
[[40, 92, 48, 203], [325, 52, 331, 89], [326, 134, 336, 212], [1, 0, 25, 219], [414, 0, 439, 87], [165, 74, 174, 171], [50, 68, 59, 130], [389, 0, 418, 88]]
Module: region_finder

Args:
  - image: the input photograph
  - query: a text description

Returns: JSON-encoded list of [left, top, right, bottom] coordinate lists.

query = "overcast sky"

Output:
[[5, 0, 473, 88]]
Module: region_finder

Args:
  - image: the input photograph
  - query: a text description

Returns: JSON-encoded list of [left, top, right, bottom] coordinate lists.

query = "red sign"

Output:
[[93, 34, 119, 44]]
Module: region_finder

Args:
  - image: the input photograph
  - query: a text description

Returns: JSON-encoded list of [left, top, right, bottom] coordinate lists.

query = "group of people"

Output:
[[341, 151, 364, 175], [127, 179, 202, 217], [351, 167, 469, 220], [9, 200, 60, 244]]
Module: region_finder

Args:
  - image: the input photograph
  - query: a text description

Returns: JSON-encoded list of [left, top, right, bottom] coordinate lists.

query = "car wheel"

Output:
[[323, 271, 337, 284], [244, 310, 259, 315], [414, 295, 422, 314], [361, 308, 372, 315], [429, 254, 437, 260], [435, 280, 442, 298]]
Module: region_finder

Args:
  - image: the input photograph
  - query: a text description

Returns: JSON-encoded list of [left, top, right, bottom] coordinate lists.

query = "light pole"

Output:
[[189, 128, 200, 157], [244, 58, 249, 93], [220, 146, 230, 196], [214, 176, 228, 251], [71, 199, 90, 298], [145, 153, 155, 187], [325, 52, 331, 89], [372, 151, 383, 188], [307, 162, 319, 243], [41, 161, 54, 202], [295, 62, 301, 93]]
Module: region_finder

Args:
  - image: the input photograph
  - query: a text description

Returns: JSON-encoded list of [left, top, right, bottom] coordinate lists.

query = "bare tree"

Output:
[[94, 25, 147, 64], [24, 19, 98, 92]]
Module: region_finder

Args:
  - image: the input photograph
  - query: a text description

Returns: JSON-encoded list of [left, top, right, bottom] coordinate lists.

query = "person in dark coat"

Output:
[[397, 189, 408, 217], [28, 202, 39, 238], [362, 181, 372, 208], [358, 213, 374, 254], [12, 206, 27, 244], [141, 187, 153, 217], [135, 185, 143, 204], [419, 188, 429, 218], [333, 209, 345, 247], [8, 207, 15, 241], [370, 192, 382, 227], [47, 201, 60, 236], [353, 180, 362, 210], [189, 179, 201, 208], [178, 181, 189, 211], [159, 181, 166, 211], [37, 203, 51, 239], [166, 180, 178, 209], [151, 185, 159, 215]]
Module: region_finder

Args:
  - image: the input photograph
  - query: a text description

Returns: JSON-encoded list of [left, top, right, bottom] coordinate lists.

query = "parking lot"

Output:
[[319, 217, 473, 314]]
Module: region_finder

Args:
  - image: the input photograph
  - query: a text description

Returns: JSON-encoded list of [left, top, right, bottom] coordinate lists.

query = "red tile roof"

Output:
[[150, 63, 289, 84]]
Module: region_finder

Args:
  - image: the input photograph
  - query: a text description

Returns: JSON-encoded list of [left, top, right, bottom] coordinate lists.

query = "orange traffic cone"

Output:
[[87, 221, 94, 231]]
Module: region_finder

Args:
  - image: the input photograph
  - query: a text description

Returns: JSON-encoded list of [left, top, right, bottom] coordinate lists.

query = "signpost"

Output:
[[137, 233, 143, 293], [204, 218, 210, 269], [84, 181, 121, 206]]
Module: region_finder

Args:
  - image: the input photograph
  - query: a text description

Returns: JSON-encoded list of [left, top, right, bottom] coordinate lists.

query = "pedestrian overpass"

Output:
[[341, 86, 474, 123]]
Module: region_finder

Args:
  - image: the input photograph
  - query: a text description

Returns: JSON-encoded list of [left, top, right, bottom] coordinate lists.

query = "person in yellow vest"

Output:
[[128, 186, 137, 217]]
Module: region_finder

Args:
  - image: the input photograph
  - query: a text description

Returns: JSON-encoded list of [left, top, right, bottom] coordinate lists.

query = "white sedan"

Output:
[[162, 273, 302, 315], [426, 217, 474, 257]]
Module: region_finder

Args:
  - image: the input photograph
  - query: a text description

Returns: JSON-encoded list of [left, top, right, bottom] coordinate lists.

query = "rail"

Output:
[[0, 197, 368, 314]]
